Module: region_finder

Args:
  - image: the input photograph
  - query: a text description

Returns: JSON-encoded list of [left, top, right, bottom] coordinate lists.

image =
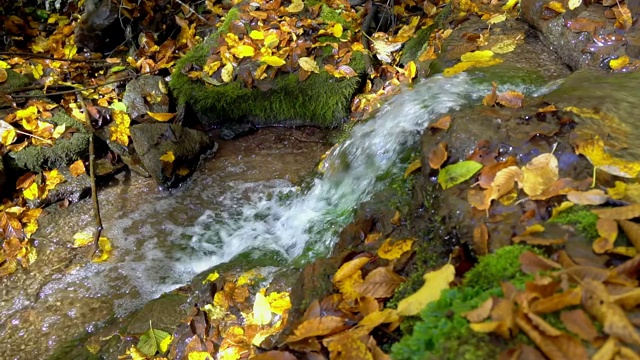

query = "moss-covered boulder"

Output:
[[129, 123, 217, 188], [169, 5, 367, 128], [5, 111, 90, 173]]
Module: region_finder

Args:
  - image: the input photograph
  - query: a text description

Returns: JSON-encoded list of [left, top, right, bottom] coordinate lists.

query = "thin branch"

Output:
[[0, 51, 112, 63], [175, 0, 210, 24], [77, 94, 103, 258]]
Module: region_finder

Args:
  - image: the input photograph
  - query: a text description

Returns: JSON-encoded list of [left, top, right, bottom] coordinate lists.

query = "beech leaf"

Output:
[[396, 263, 455, 316], [438, 161, 483, 190]]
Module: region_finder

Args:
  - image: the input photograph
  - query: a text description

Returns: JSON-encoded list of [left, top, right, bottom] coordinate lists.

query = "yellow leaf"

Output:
[[298, 57, 319, 73], [491, 39, 518, 54], [568, 0, 581, 10], [546, 1, 566, 12], [72, 231, 93, 248], [461, 50, 495, 62], [202, 271, 219, 284], [231, 45, 255, 58], [502, 0, 519, 9], [69, 160, 86, 177], [404, 159, 422, 178], [44, 169, 66, 190], [0, 68, 6, 83], [23, 182, 41, 200], [126, 345, 148, 360], [405, 61, 417, 81], [110, 110, 131, 146], [377, 238, 414, 260], [188, 351, 214, 360], [521, 153, 558, 197], [0, 60, 9, 69], [264, 34, 279, 48], [486, 14, 506, 25], [32, 63, 43, 79], [252, 291, 272, 325], [574, 135, 640, 178], [221, 62, 234, 83], [470, 321, 502, 332], [52, 124, 66, 139], [147, 112, 175, 122], [397, 263, 455, 316], [92, 237, 113, 262], [286, 0, 304, 13], [64, 43, 77, 59], [15, 105, 38, 119], [176, 166, 190, 176], [1, 125, 16, 146], [610, 56, 629, 70], [249, 30, 264, 40], [160, 151, 175, 163], [331, 23, 343, 38], [334, 257, 371, 283], [266, 291, 291, 315], [443, 57, 503, 77], [335, 270, 364, 301], [261, 55, 286, 67]]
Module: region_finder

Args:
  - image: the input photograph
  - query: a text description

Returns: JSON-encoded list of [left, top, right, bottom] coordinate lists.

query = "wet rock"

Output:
[[220, 122, 257, 140], [125, 293, 191, 334], [130, 123, 217, 188], [521, 0, 630, 70], [26, 167, 91, 208], [435, 17, 570, 83], [74, 0, 125, 52], [122, 75, 171, 121], [5, 110, 90, 173]]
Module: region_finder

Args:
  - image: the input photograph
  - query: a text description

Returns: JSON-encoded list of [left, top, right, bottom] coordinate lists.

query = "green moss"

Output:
[[319, 4, 350, 28], [547, 206, 599, 240], [464, 244, 539, 292], [6, 111, 90, 172], [392, 245, 538, 360], [399, 26, 433, 65], [0, 69, 30, 92]]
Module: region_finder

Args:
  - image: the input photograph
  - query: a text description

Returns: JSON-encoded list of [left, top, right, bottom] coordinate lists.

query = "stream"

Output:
[[0, 74, 541, 359]]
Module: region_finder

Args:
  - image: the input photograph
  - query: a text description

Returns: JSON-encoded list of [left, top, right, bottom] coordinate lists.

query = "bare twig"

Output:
[[77, 94, 103, 258], [10, 69, 158, 99], [175, 0, 210, 24]]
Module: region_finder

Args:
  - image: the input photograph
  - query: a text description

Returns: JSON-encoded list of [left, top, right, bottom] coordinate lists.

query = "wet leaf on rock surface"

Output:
[[438, 160, 483, 190], [137, 322, 173, 356], [428, 142, 448, 170], [377, 238, 413, 260], [396, 263, 455, 316]]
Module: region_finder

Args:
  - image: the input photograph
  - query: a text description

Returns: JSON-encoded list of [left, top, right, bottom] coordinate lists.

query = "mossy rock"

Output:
[[125, 293, 191, 334], [5, 111, 90, 173], [0, 69, 30, 93], [392, 245, 537, 360], [169, 7, 366, 128]]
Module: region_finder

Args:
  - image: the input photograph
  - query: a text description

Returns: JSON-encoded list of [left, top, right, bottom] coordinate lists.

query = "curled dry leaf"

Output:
[[567, 189, 608, 205], [530, 287, 582, 314], [521, 153, 558, 197], [593, 218, 618, 254], [428, 142, 448, 169], [496, 90, 524, 108], [490, 166, 523, 201], [472, 223, 489, 256], [477, 156, 517, 189], [286, 316, 347, 343], [463, 297, 494, 322]]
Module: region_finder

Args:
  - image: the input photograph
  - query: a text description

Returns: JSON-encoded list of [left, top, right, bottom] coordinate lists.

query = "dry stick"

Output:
[[10, 69, 158, 98], [77, 94, 103, 258]]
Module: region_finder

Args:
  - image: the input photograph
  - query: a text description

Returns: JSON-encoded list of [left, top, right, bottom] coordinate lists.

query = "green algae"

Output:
[[547, 206, 599, 240]]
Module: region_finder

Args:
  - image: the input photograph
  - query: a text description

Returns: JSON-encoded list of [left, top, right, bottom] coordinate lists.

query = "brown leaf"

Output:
[[489, 166, 523, 202], [561, 266, 610, 283], [559, 309, 598, 341], [567, 189, 608, 205], [617, 219, 640, 251], [357, 296, 380, 316], [477, 157, 517, 189], [530, 287, 582, 314], [582, 279, 640, 345], [367, 336, 391, 360], [526, 312, 562, 336], [429, 115, 451, 130], [490, 297, 517, 339], [463, 297, 494, 322], [515, 312, 570, 360], [593, 218, 618, 254], [591, 337, 619, 360], [472, 223, 489, 256], [525, 278, 560, 299], [566, 17, 604, 35], [512, 235, 566, 246], [323, 332, 373, 360], [251, 351, 298, 360], [497, 90, 524, 108], [468, 188, 492, 211], [521, 153, 558, 197], [354, 266, 405, 298], [519, 251, 562, 275], [286, 316, 347, 342], [613, 3, 632, 30], [592, 204, 640, 220], [428, 142, 448, 169], [546, 333, 588, 360]]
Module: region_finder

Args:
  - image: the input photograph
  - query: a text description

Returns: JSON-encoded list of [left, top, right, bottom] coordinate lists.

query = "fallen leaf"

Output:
[[593, 204, 640, 220], [472, 223, 489, 256], [147, 112, 176, 122], [567, 189, 608, 205], [286, 316, 346, 342], [610, 56, 630, 70], [69, 160, 86, 177], [568, 0, 582, 10], [404, 159, 422, 178], [438, 161, 483, 190], [521, 153, 558, 197], [92, 237, 113, 263], [559, 309, 598, 341], [497, 90, 524, 108], [160, 151, 175, 163], [377, 238, 414, 260], [72, 231, 93, 248], [530, 287, 582, 313], [463, 297, 494, 322], [428, 142, 448, 169], [137, 324, 172, 356], [593, 218, 618, 254], [396, 263, 455, 316], [617, 219, 640, 251], [334, 256, 371, 283], [429, 115, 451, 130], [252, 291, 272, 325], [354, 266, 406, 298], [299, 57, 319, 73]]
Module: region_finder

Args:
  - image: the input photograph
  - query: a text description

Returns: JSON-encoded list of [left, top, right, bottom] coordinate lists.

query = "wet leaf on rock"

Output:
[[137, 322, 173, 356], [396, 263, 455, 316], [438, 160, 483, 190]]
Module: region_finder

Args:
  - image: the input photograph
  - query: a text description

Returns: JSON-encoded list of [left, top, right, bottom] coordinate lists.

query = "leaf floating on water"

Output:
[[429, 115, 451, 130], [438, 160, 483, 190], [396, 263, 455, 316]]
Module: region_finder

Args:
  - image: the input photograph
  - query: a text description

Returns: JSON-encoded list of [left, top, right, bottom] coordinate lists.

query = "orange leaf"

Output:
[[147, 112, 175, 122], [354, 266, 406, 298], [428, 142, 448, 169], [428, 115, 451, 130], [333, 256, 370, 283], [286, 316, 346, 342], [69, 160, 86, 177], [496, 90, 524, 108], [592, 218, 618, 254]]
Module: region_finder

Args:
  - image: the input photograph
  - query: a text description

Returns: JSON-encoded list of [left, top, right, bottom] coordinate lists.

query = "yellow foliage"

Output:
[[377, 238, 414, 260], [252, 291, 273, 325], [299, 57, 320, 73], [159, 151, 175, 163], [92, 237, 113, 262], [110, 110, 131, 146], [72, 231, 94, 248], [44, 169, 66, 190], [231, 45, 255, 58], [202, 271, 219, 284], [286, 0, 304, 13], [261, 55, 286, 67], [574, 135, 640, 178], [610, 56, 630, 70], [397, 263, 455, 316]]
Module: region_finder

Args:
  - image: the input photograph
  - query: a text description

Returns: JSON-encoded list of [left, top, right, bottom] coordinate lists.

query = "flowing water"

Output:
[[0, 74, 540, 359]]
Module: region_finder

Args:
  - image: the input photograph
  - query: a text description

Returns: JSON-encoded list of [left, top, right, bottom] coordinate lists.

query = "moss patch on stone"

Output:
[[5, 111, 90, 172], [547, 205, 599, 240], [391, 245, 538, 360], [0, 69, 30, 92], [169, 7, 364, 128]]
